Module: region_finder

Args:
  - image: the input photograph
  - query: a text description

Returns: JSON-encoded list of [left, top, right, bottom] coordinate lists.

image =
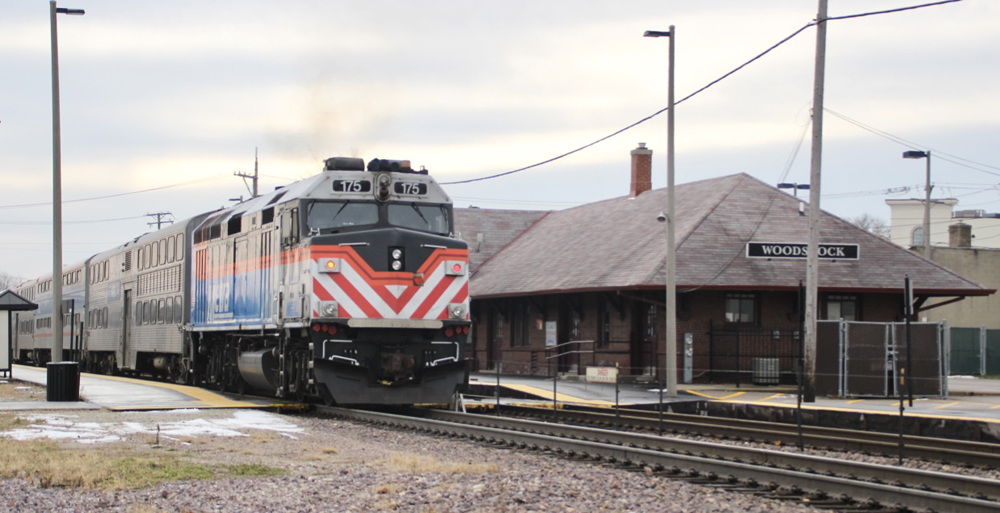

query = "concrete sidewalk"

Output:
[[2, 365, 283, 412]]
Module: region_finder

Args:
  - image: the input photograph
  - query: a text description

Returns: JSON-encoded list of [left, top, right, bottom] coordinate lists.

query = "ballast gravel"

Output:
[[0, 407, 817, 513]]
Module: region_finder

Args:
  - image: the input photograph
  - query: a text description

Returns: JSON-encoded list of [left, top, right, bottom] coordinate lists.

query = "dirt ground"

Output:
[[0, 379, 46, 401]]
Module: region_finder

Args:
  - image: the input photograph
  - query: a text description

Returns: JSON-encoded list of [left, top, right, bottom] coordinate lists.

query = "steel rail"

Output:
[[496, 404, 1000, 467], [321, 406, 1000, 513], [417, 408, 1000, 502]]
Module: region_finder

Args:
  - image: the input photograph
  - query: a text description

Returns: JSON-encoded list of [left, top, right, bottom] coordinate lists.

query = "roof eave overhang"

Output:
[[469, 284, 996, 300]]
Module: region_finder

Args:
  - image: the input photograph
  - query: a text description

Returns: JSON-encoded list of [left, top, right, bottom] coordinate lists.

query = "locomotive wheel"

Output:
[[235, 377, 247, 396], [294, 383, 308, 403], [212, 371, 226, 392]]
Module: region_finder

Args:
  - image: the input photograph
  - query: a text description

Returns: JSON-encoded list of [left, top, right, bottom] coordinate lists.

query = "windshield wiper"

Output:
[[310, 201, 352, 234], [409, 203, 428, 226], [330, 201, 351, 223]]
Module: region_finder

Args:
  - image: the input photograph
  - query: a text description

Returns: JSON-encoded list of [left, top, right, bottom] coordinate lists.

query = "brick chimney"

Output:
[[949, 223, 972, 247], [630, 143, 652, 198]]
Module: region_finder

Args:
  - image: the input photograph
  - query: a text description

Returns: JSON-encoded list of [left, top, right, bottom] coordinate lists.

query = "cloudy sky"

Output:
[[1, 0, 998, 279]]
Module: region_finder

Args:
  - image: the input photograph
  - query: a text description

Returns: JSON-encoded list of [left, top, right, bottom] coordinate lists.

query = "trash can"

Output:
[[46, 361, 80, 402]]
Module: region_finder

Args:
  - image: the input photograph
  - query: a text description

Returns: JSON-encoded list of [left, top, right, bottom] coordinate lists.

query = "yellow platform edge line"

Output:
[[502, 383, 619, 406], [684, 389, 724, 399], [74, 372, 256, 407], [718, 398, 1000, 424]]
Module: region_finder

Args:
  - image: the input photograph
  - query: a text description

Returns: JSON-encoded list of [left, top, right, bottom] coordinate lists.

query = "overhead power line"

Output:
[[443, 22, 815, 186], [442, 0, 962, 186], [0, 215, 146, 225], [0, 173, 228, 211], [824, 109, 1000, 177]]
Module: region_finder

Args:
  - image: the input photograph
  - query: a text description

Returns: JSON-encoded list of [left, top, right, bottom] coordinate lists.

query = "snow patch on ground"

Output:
[[1, 410, 303, 444]]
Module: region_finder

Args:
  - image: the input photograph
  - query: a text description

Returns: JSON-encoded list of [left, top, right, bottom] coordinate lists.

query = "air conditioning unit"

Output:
[[752, 358, 780, 385]]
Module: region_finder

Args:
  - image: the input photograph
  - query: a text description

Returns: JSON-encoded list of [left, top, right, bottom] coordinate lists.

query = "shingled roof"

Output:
[[466, 173, 991, 298], [454, 208, 549, 273]]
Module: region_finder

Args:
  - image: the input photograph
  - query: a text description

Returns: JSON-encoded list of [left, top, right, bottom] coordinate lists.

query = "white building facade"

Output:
[[886, 198, 1000, 249]]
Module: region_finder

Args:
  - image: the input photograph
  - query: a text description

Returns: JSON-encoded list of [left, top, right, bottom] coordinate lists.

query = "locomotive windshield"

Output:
[[307, 201, 379, 233], [304, 200, 451, 236], [387, 203, 451, 236]]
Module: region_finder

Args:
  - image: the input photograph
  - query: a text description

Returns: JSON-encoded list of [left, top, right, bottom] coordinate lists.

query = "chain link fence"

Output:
[[948, 327, 1000, 376], [817, 320, 946, 398]]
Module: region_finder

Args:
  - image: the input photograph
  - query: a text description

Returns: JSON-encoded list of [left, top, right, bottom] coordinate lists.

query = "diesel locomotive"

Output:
[[11, 157, 472, 405]]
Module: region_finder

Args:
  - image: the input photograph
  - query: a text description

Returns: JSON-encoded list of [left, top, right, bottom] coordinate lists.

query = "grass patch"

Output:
[[0, 438, 284, 490], [0, 413, 24, 430], [225, 463, 284, 477], [0, 381, 45, 400], [380, 452, 499, 474]]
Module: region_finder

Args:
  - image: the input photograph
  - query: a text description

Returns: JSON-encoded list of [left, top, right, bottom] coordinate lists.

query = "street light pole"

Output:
[[50, 1, 84, 363], [644, 26, 677, 397], [903, 150, 932, 257]]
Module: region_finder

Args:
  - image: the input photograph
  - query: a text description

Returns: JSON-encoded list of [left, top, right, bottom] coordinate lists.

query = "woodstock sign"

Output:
[[746, 242, 859, 260]]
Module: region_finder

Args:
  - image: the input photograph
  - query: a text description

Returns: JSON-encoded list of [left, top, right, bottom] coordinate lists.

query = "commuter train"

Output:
[[11, 157, 472, 405]]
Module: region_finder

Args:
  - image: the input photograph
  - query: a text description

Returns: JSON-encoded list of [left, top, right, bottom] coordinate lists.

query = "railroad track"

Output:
[[318, 405, 1000, 512], [491, 404, 1000, 468]]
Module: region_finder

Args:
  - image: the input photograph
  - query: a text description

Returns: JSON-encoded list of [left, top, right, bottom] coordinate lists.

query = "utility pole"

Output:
[[146, 212, 173, 230], [235, 147, 259, 198], [803, 0, 828, 403]]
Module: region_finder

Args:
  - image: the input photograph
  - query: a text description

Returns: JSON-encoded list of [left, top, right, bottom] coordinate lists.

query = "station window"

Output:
[[725, 293, 757, 324], [597, 300, 611, 348], [510, 301, 530, 348], [491, 310, 505, 348], [646, 304, 657, 338], [826, 294, 859, 321]]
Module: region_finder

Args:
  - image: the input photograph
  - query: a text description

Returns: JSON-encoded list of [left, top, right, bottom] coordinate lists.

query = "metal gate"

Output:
[[708, 321, 800, 386], [816, 320, 946, 398]]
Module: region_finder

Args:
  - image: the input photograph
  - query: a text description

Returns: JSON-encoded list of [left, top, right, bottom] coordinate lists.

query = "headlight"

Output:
[[449, 303, 466, 320], [320, 301, 339, 317], [389, 247, 404, 272]]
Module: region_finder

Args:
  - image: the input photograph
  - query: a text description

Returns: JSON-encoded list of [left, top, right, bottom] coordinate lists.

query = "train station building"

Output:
[[454, 145, 993, 390]]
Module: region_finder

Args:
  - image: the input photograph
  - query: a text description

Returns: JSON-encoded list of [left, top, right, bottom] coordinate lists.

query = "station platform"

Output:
[[468, 372, 1000, 426], [2, 364, 291, 412]]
